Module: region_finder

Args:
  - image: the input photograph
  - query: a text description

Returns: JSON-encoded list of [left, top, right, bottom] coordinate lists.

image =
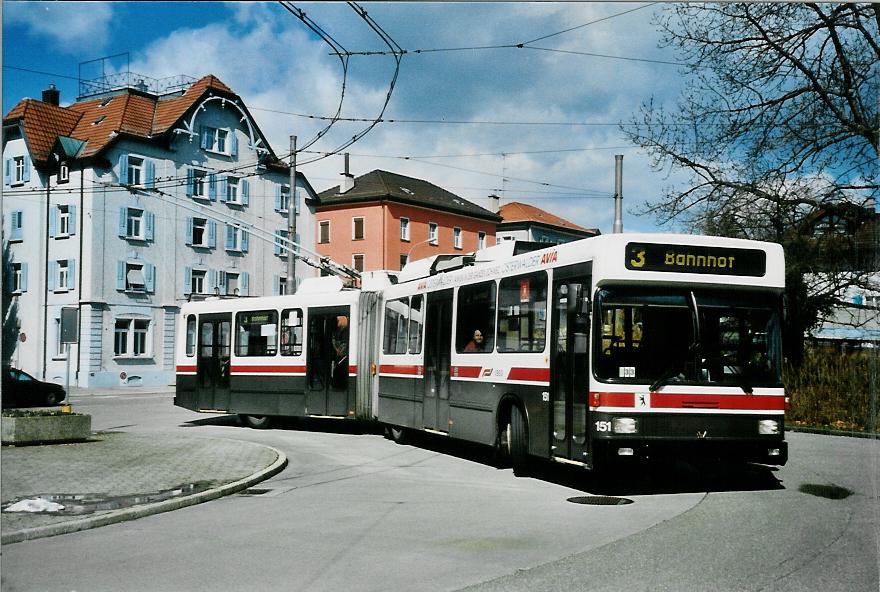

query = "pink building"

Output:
[[316, 169, 501, 272]]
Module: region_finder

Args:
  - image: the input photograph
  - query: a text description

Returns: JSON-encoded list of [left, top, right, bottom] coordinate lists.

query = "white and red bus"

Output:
[[175, 233, 788, 471]]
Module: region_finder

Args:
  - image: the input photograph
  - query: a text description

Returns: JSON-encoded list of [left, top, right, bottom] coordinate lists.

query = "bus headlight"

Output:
[[612, 417, 638, 434], [758, 419, 779, 435]]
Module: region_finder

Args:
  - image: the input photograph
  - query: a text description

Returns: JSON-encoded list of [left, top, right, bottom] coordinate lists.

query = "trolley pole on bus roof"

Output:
[[287, 135, 297, 291], [613, 154, 624, 234]]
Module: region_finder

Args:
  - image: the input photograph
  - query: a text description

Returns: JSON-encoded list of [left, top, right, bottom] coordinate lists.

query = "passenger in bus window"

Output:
[[464, 329, 485, 352], [331, 315, 349, 387]]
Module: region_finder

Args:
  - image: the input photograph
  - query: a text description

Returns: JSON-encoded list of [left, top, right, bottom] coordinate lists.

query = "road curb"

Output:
[[1, 444, 288, 545], [787, 426, 879, 439]]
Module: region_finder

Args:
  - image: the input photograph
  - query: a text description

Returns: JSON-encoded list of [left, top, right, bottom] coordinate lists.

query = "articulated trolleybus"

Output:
[[175, 233, 788, 472]]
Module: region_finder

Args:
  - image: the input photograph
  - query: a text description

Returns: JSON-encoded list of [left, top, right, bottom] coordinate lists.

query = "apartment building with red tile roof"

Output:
[[496, 200, 599, 245], [2, 75, 318, 388]]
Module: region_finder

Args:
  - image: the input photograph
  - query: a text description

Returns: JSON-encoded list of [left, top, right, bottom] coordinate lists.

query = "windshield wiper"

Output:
[[650, 367, 682, 392]]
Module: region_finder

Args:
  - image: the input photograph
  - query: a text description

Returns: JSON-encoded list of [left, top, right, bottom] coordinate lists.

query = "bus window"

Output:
[[235, 310, 278, 357], [497, 272, 547, 353], [186, 315, 197, 357], [409, 294, 423, 354], [383, 297, 410, 354], [456, 281, 496, 353], [281, 309, 303, 356]]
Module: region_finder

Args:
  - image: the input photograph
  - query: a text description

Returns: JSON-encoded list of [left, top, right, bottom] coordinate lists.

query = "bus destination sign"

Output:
[[625, 242, 766, 276]]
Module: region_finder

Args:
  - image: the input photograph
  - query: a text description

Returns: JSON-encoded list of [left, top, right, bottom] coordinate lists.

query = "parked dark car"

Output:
[[2, 366, 65, 408]]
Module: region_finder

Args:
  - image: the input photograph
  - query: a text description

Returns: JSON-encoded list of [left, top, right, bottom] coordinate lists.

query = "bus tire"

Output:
[[509, 406, 530, 476], [241, 414, 272, 429]]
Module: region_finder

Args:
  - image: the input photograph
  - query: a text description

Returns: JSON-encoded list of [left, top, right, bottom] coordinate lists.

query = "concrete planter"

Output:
[[1, 413, 92, 445]]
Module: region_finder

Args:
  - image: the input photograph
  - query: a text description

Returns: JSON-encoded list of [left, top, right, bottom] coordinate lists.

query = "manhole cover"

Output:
[[567, 496, 633, 506]]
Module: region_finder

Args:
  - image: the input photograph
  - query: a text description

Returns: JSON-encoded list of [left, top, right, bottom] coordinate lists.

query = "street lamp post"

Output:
[[406, 237, 438, 263]]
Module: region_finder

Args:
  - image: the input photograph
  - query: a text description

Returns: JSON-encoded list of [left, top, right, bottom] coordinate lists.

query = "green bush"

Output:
[[784, 347, 879, 433]]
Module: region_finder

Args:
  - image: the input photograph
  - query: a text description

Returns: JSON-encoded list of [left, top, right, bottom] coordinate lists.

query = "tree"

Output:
[[2, 241, 20, 366], [623, 3, 879, 363]]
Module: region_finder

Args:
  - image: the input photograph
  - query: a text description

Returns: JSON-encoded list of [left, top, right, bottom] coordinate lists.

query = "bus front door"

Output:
[[306, 307, 351, 417], [423, 289, 453, 432], [550, 270, 591, 464], [197, 313, 232, 411]]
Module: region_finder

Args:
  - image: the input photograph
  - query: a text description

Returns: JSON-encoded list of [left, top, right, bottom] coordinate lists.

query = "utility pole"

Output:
[[612, 155, 624, 234], [287, 135, 297, 293]]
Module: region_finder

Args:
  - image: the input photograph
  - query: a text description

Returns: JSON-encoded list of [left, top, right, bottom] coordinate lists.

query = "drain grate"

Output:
[[239, 488, 273, 496], [567, 495, 633, 506]]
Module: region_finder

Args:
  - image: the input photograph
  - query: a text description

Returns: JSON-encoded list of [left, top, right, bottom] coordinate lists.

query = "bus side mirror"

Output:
[[566, 283, 591, 316]]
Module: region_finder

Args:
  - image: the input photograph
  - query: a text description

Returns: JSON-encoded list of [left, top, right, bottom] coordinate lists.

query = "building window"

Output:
[[226, 272, 240, 296], [128, 157, 144, 187], [57, 260, 69, 290], [275, 229, 290, 257], [125, 263, 145, 292], [478, 231, 487, 250], [192, 218, 207, 247], [278, 277, 289, 295], [400, 217, 410, 241], [225, 225, 248, 252], [353, 254, 365, 273], [58, 205, 71, 236], [190, 169, 208, 198], [191, 270, 206, 294], [4, 155, 30, 186], [49, 259, 75, 292], [114, 318, 151, 357], [59, 161, 69, 184], [226, 177, 239, 203], [428, 222, 439, 244], [11, 262, 26, 293], [353, 217, 365, 240], [202, 127, 232, 154], [127, 208, 143, 239], [319, 220, 330, 244], [55, 317, 67, 359], [400, 254, 408, 270], [277, 185, 291, 213], [454, 227, 462, 249], [10, 210, 23, 241]]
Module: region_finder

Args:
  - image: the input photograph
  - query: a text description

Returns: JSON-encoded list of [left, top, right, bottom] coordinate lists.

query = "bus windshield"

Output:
[[594, 287, 782, 388]]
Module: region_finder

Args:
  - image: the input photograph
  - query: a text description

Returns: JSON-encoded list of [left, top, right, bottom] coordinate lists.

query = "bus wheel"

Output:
[[509, 406, 530, 476], [241, 414, 272, 429]]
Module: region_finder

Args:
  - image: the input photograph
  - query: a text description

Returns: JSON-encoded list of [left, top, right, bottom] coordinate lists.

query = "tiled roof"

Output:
[[3, 75, 242, 162], [318, 169, 501, 221], [498, 201, 597, 234]]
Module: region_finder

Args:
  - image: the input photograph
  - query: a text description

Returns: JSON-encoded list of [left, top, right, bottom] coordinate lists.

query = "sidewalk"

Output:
[[1, 430, 287, 544]]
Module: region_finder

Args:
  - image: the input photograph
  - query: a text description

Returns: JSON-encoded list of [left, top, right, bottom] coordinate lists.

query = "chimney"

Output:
[[339, 153, 355, 193], [42, 84, 60, 106], [134, 79, 148, 93], [489, 194, 501, 213]]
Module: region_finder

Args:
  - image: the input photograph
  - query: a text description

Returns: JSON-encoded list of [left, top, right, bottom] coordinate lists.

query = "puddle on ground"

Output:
[[2, 481, 218, 515]]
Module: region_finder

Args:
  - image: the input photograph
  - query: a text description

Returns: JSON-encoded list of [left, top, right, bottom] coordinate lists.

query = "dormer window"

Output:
[[201, 126, 237, 156], [93, 115, 107, 125], [58, 161, 69, 184]]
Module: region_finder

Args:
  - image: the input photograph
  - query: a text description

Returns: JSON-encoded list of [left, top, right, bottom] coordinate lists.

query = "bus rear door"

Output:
[[423, 289, 453, 432], [550, 265, 591, 464], [197, 313, 232, 411]]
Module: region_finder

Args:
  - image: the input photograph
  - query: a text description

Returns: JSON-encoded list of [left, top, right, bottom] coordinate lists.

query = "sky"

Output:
[[2, 1, 694, 234]]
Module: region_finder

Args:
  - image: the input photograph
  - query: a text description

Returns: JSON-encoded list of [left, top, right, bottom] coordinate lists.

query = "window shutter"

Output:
[[10, 210, 22, 241], [118, 207, 128, 237], [145, 211, 155, 241], [219, 176, 228, 203], [185, 217, 193, 245], [230, 133, 238, 158], [241, 230, 249, 253], [242, 272, 249, 296], [22, 155, 30, 183], [3, 159, 10, 186], [274, 185, 282, 211], [274, 231, 282, 256], [208, 174, 217, 202], [48, 206, 58, 237], [200, 127, 210, 150], [48, 261, 57, 291], [218, 270, 227, 293], [241, 179, 249, 206], [145, 160, 156, 189], [67, 259, 76, 290], [145, 263, 155, 293], [208, 269, 217, 290], [118, 154, 129, 184], [116, 260, 126, 291], [20, 263, 28, 292], [69, 206, 77, 236], [273, 275, 280, 296], [186, 168, 194, 197], [184, 267, 192, 295], [226, 224, 233, 249], [208, 221, 217, 249]]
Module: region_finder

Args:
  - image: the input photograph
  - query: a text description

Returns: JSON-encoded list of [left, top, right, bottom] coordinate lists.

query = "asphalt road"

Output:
[[1, 390, 877, 592]]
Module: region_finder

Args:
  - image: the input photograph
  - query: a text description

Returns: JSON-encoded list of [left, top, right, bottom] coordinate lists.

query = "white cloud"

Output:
[[5, 1, 113, 53]]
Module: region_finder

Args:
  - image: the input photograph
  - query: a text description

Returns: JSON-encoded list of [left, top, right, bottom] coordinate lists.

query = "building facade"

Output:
[[316, 169, 501, 272], [495, 200, 599, 245], [2, 75, 318, 388]]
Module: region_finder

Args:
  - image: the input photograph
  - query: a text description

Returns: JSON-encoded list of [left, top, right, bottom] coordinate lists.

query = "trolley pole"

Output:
[[287, 135, 297, 292], [612, 154, 624, 234]]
